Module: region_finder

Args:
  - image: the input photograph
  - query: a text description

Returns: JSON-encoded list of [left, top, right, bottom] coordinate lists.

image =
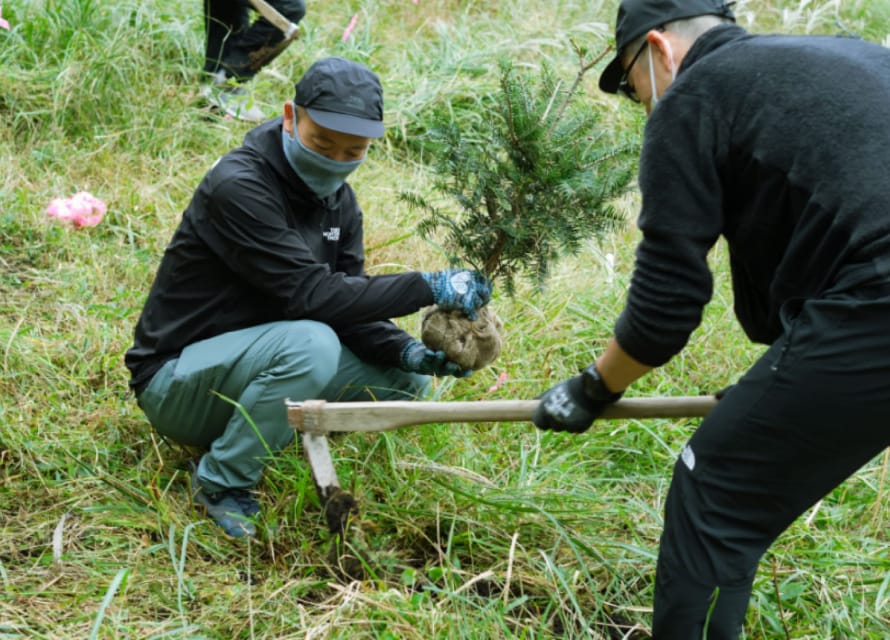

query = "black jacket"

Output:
[[616, 25, 890, 366], [125, 118, 433, 392]]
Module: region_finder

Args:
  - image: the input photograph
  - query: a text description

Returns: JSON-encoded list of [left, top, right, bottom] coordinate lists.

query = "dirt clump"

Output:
[[421, 306, 503, 370]]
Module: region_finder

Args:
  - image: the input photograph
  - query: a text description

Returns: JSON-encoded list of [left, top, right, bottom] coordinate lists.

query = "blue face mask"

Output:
[[281, 111, 365, 198]]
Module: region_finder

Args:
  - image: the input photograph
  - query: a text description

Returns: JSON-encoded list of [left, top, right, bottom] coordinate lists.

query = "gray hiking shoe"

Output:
[[200, 72, 266, 123], [189, 464, 261, 538]]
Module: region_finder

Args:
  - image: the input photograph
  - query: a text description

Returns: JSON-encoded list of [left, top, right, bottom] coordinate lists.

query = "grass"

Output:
[[1, 0, 888, 638]]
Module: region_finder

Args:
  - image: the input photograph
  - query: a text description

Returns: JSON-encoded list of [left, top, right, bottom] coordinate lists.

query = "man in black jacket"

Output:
[[533, 0, 890, 637], [127, 57, 492, 539]]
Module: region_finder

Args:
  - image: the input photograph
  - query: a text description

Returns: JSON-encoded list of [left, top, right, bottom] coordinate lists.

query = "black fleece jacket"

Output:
[[616, 25, 890, 366], [125, 118, 433, 392]]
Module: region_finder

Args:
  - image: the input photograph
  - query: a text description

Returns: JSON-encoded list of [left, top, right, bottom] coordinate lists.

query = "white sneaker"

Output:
[[201, 73, 266, 123]]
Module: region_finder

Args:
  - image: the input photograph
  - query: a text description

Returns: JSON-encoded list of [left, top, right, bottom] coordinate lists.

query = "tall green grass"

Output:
[[1, 0, 888, 638]]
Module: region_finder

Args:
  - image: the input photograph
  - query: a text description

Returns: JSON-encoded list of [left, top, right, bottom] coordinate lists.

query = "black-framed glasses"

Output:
[[617, 39, 649, 103]]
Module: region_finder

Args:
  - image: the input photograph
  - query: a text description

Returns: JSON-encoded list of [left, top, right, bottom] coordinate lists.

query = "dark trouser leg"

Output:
[[220, 0, 306, 81], [203, 0, 250, 76], [652, 292, 890, 639]]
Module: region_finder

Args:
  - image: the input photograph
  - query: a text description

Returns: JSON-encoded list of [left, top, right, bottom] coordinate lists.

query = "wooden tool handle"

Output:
[[248, 0, 299, 38], [288, 396, 717, 434]]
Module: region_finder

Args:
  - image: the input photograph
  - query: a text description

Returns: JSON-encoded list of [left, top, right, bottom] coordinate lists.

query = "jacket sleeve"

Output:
[[332, 198, 419, 366], [614, 90, 726, 367], [197, 158, 434, 328], [336, 321, 416, 368]]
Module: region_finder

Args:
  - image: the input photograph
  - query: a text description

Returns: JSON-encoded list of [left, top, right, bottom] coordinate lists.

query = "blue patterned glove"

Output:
[[420, 270, 493, 320], [399, 341, 472, 377]]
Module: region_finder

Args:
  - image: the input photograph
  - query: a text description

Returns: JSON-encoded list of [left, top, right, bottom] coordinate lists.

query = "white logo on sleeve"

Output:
[[543, 387, 576, 419], [449, 270, 471, 294], [323, 227, 341, 242], [681, 444, 696, 471]]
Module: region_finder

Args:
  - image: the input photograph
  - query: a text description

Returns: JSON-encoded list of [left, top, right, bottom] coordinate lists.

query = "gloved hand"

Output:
[[400, 341, 472, 378], [421, 269, 493, 320], [533, 364, 623, 433]]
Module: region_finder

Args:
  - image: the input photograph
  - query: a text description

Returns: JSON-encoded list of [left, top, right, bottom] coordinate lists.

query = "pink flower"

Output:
[[0, 4, 9, 31], [485, 372, 509, 394], [342, 13, 358, 41], [46, 192, 107, 228]]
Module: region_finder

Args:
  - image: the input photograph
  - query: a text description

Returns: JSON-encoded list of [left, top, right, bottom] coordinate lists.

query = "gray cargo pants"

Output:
[[136, 320, 429, 493]]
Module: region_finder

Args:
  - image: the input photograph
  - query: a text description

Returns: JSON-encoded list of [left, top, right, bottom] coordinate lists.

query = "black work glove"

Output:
[[399, 340, 472, 378], [533, 364, 624, 433]]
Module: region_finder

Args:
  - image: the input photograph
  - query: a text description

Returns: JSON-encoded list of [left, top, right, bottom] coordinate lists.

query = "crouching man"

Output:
[[126, 57, 492, 538]]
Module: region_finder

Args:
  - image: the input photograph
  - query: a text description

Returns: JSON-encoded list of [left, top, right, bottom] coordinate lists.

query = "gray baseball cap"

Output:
[[599, 0, 736, 93], [294, 57, 385, 138]]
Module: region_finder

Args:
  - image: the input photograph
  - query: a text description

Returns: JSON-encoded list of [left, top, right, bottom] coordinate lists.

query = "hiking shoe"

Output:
[[200, 73, 266, 123], [189, 464, 260, 538], [232, 489, 262, 520]]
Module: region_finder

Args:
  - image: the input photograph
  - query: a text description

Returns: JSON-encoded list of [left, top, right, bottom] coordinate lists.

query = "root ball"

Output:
[[421, 306, 504, 370]]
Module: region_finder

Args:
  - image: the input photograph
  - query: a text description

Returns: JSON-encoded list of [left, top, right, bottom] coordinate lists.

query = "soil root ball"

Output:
[[421, 305, 504, 370]]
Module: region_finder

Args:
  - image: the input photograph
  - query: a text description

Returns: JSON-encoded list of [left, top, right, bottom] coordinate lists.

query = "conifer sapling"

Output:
[[402, 44, 639, 370]]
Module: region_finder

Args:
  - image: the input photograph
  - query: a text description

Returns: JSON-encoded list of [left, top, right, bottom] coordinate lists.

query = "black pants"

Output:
[[652, 289, 890, 638], [203, 0, 306, 81]]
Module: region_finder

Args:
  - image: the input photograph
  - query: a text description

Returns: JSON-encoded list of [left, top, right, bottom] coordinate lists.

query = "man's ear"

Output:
[[283, 101, 295, 136], [647, 29, 691, 74], [646, 29, 675, 71]]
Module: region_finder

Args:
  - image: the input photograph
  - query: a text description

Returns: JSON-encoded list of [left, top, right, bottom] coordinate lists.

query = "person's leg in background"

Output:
[[651, 293, 890, 639], [200, 0, 305, 121], [219, 0, 306, 82], [203, 0, 249, 79]]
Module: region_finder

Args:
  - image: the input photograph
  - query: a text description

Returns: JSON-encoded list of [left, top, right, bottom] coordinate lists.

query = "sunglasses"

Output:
[[617, 39, 649, 103]]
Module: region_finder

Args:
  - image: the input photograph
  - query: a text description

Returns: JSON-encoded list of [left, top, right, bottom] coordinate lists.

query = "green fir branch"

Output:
[[402, 47, 640, 296]]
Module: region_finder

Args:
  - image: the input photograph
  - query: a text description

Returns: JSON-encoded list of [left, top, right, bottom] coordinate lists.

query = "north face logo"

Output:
[[323, 227, 340, 242]]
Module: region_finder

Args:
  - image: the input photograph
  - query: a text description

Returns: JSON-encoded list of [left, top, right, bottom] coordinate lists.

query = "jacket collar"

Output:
[[679, 23, 748, 75]]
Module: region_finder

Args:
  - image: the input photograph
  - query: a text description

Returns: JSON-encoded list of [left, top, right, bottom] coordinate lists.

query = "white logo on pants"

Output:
[[681, 444, 696, 471]]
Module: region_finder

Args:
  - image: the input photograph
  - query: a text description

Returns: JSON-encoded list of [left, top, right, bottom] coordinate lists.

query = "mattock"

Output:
[[244, 0, 301, 73], [287, 395, 717, 534]]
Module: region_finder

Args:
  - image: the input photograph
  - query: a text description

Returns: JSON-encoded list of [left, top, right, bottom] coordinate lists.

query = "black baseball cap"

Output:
[[599, 0, 735, 93], [295, 57, 385, 138]]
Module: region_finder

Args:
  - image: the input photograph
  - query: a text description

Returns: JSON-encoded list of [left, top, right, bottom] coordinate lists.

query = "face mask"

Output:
[[281, 110, 365, 198], [648, 40, 677, 110]]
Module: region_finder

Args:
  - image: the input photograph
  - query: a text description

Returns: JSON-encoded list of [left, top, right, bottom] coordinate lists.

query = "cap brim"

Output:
[[305, 107, 385, 138], [599, 55, 624, 94]]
